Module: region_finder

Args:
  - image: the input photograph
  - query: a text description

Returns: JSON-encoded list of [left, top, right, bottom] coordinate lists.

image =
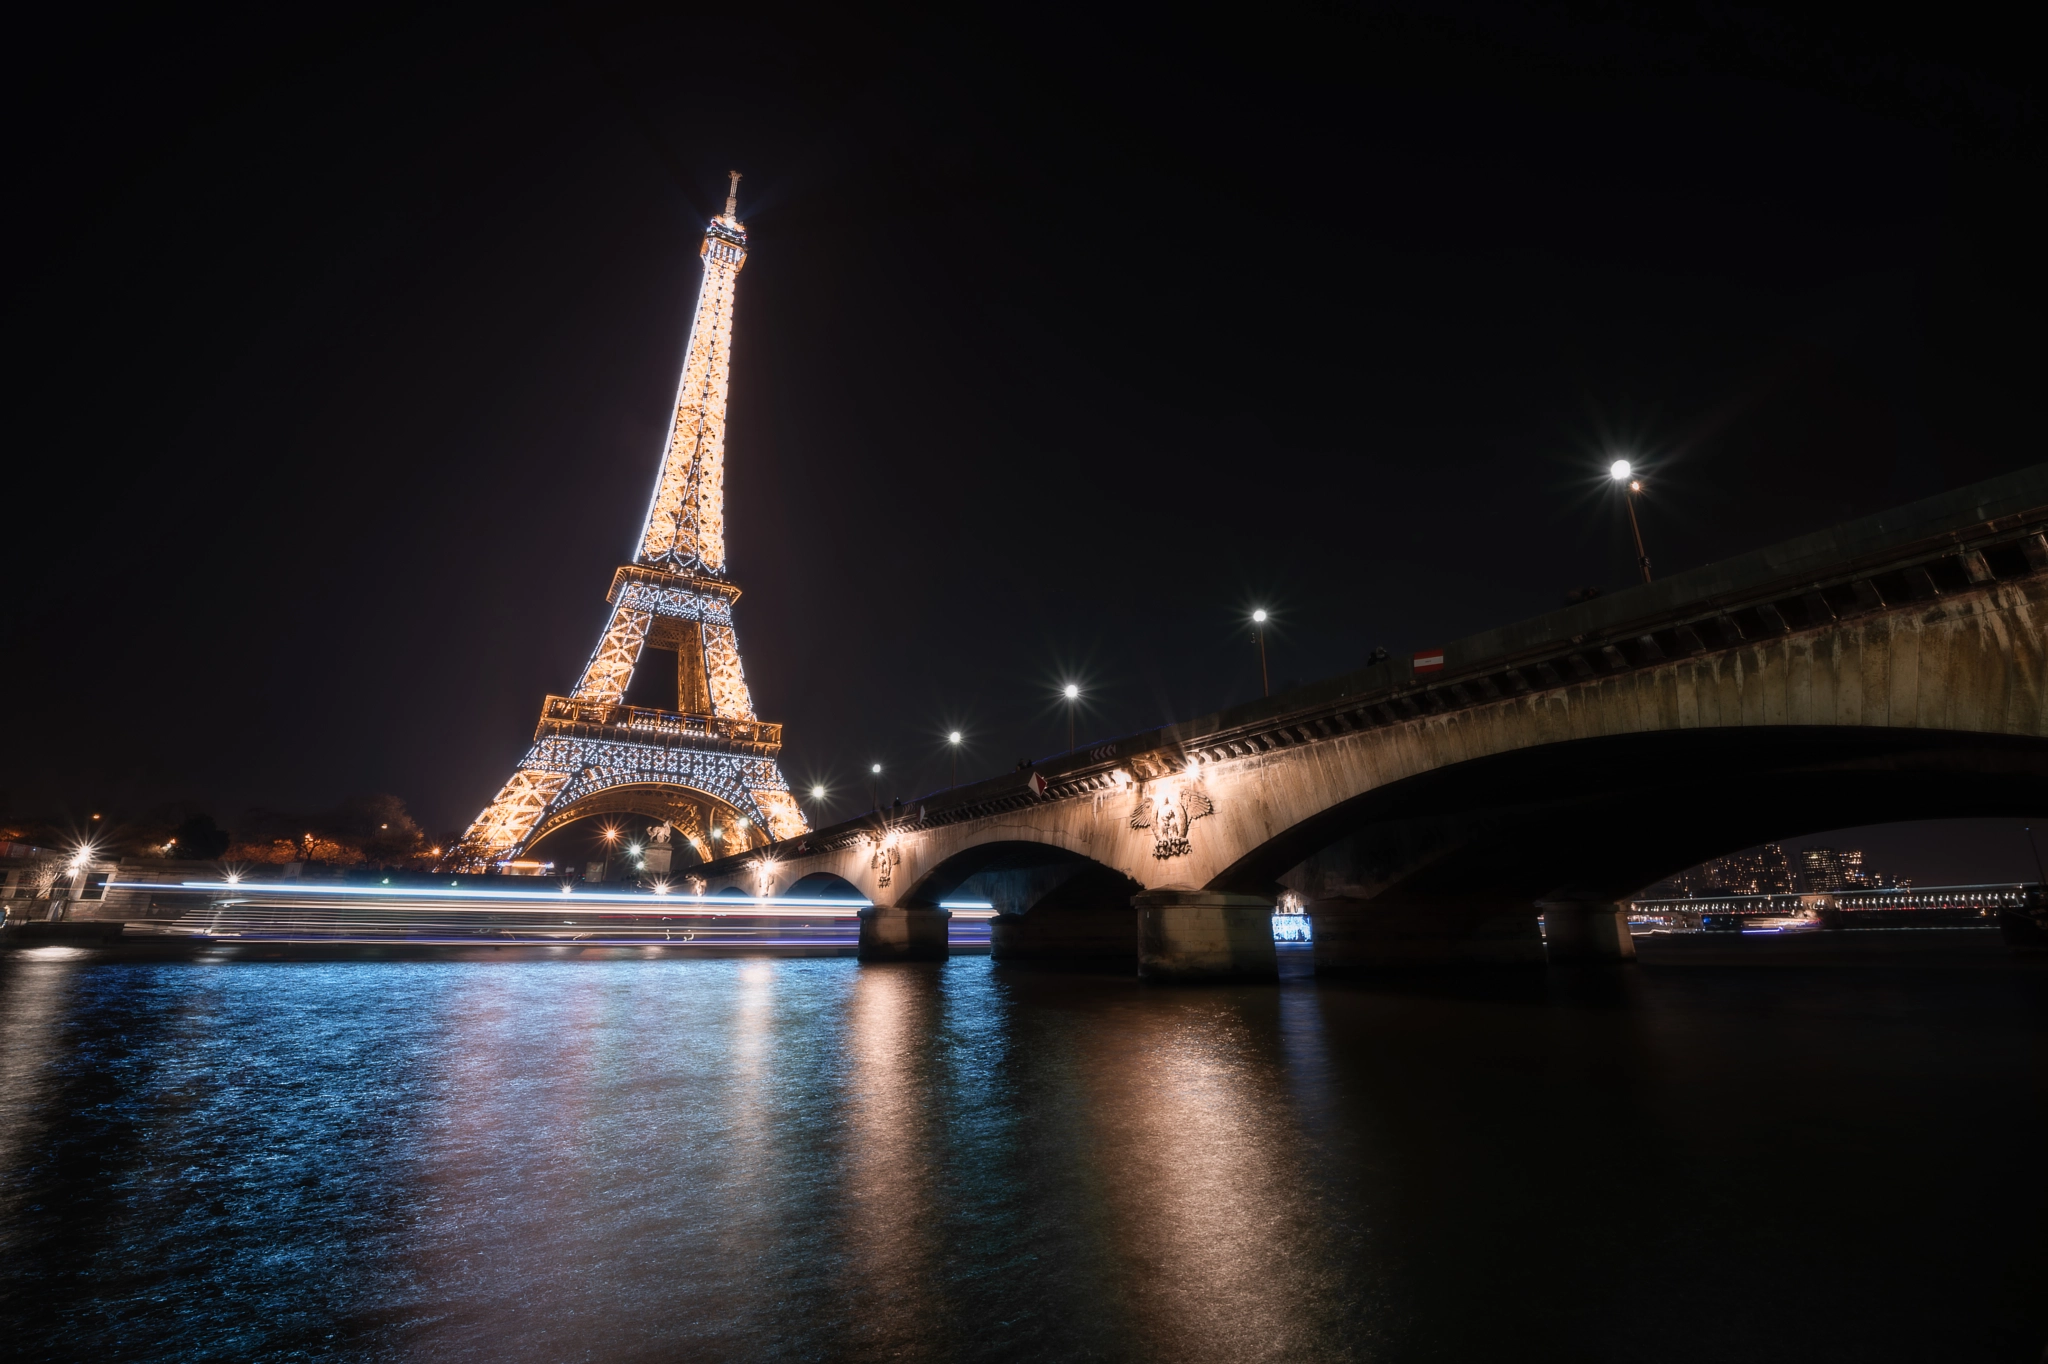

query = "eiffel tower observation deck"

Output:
[[456, 172, 808, 871]]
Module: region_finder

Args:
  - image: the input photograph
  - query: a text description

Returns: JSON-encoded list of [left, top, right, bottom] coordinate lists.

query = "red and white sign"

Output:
[[1026, 771, 1050, 797], [1413, 649, 1445, 673]]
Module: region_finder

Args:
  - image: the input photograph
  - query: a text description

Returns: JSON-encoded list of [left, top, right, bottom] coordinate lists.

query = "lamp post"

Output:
[[1061, 684, 1079, 752], [599, 825, 619, 883], [948, 731, 962, 789], [870, 763, 882, 813], [1252, 609, 1271, 698], [1609, 460, 1652, 584]]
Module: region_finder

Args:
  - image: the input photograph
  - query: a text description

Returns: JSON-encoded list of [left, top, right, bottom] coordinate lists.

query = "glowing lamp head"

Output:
[[1063, 684, 1080, 700], [1629, 479, 1644, 493], [1252, 609, 1268, 623], [601, 828, 619, 843], [871, 763, 882, 775], [1608, 459, 1633, 482], [948, 731, 962, 745], [811, 784, 827, 799]]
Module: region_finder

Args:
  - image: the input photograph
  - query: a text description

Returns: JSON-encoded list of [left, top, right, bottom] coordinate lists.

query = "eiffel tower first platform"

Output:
[[456, 173, 808, 870]]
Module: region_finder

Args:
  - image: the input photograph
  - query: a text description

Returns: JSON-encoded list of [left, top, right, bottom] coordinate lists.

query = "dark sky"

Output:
[[9, 4, 2044, 873]]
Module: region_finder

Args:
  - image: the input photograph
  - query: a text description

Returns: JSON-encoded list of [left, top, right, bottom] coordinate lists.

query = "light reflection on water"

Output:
[[0, 951, 2043, 1361]]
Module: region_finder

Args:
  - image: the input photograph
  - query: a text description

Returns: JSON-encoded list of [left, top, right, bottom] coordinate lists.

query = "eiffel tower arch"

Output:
[[456, 173, 807, 871]]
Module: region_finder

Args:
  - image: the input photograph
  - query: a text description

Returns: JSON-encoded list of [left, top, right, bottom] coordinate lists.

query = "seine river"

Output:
[[2, 943, 2043, 1361]]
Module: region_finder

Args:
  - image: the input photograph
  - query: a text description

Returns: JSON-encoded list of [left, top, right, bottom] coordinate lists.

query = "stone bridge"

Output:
[[700, 465, 2048, 978]]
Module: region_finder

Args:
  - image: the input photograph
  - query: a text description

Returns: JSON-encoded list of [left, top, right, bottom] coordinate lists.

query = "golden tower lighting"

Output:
[[455, 172, 808, 870]]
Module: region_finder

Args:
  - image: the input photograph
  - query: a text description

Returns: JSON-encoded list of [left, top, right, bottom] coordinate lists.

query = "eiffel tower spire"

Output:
[[637, 170, 747, 576], [456, 175, 807, 871]]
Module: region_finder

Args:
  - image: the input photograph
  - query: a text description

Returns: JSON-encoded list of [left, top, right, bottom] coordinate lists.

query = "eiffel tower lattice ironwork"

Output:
[[455, 172, 807, 870]]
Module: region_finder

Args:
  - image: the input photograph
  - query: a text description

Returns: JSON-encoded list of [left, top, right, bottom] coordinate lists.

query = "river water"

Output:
[[1, 943, 2043, 1362]]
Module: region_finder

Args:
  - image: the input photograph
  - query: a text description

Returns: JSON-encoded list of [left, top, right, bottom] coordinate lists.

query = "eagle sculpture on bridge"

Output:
[[867, 832, 901, 888], [1130, 783, 1214, 859]]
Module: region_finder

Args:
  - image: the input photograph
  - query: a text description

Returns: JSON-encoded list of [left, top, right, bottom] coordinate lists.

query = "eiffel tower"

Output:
[[456, 172, 807, 871]]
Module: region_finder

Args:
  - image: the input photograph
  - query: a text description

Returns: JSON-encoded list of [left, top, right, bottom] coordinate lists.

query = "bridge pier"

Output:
[[1135, 889, 1278, 983], [1537, 894, 1637, 963], [857, 906, 950, 962], [1307, 895, 1546, 971]]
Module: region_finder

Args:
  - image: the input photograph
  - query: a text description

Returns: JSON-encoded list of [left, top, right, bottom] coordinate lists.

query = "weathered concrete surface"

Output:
[[1134, 890, 1278, 983], [696, 465, 2048, 970]]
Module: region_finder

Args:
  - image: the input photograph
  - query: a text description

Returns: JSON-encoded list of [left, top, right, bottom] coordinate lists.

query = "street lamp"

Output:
[[870, 763, 882, 812], [1251, 609, 1271, 698], [599, 825, 620, 882], [1609, 459, 1652, 584], [1061, 683, 1080, 752], [947, 730, 963, 789]]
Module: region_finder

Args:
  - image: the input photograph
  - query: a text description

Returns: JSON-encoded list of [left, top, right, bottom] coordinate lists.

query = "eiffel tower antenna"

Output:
[[455, 174, 807, 871]]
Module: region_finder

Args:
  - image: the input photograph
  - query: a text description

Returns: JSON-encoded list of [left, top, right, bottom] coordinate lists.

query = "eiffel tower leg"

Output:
[[455, 747, 571, 869]]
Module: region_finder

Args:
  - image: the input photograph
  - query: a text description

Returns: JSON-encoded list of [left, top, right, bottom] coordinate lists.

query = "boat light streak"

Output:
[[110, 883, 1000, 918]]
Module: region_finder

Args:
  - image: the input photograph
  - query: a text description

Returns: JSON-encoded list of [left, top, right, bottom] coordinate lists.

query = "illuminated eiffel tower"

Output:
[[456, 172, 807, 870]]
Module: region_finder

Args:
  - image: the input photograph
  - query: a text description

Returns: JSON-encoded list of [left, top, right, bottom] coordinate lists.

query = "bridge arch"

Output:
[[899, 841, 1145, 970], [783, 871, 865, 902], [1222, 725, 2048, 905], [1219, 724, 2048, 968]]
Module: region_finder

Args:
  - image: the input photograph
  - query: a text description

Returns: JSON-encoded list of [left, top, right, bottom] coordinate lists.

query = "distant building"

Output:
[[1640, 843, 1794, 899], [1797, 847, 1895, 891], [1640, 841, 1909, 899]]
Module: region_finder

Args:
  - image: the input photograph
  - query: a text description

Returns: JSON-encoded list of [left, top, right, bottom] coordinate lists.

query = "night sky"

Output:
[[10, 5, 2044, 879]]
